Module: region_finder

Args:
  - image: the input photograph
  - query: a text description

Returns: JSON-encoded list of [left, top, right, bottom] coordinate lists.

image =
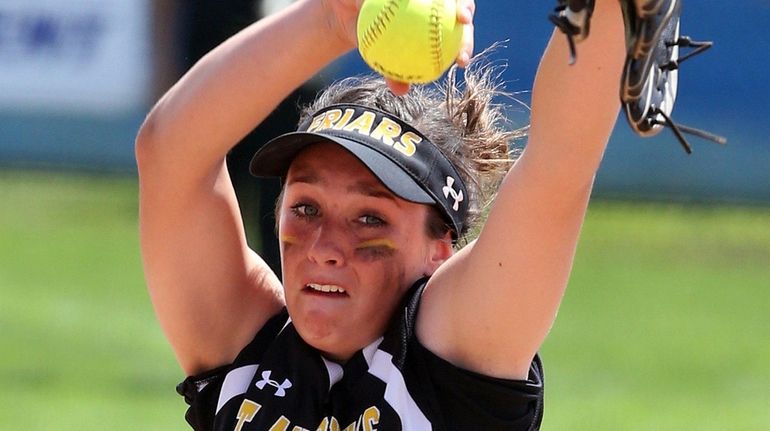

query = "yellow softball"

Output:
[[356, 0, 464, 84]]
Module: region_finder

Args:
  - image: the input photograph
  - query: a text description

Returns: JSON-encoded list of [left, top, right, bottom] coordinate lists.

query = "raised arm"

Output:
[[419, 0, 626, 379], [136, 0, 359, 375]]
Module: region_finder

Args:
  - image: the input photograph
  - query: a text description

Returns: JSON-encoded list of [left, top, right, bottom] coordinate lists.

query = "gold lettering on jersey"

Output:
[[316, 416, 341, 431], [268, 415, 309, 431], [269, 416, 291, 431], [343, 407, 381, 431], [306, 109, 421, 158], [234, 399, 261, 431], [231, 403, 381, 431], [361, 406, 380, 431]]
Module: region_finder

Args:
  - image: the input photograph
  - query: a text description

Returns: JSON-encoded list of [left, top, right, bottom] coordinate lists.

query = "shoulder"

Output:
[[175, 309, 290, 430], [412, 342, 544, 430], [389, 279, 545, 430]]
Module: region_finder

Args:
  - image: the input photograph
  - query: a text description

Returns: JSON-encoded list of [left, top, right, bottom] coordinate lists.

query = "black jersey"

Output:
[[177, 280, 544, 431]]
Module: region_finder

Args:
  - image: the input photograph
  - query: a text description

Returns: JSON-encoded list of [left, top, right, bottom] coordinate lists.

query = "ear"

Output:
[[424, 232, 454, 276]]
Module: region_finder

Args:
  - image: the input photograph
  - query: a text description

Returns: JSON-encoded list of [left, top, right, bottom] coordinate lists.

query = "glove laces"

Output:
[[651, 36, 727, 153]]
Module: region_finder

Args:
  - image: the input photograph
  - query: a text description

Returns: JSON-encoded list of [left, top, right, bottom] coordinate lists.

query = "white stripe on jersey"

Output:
[[322, 357, 344, 389], [216, 364, 259, 414], [363, 341, 432, 430]]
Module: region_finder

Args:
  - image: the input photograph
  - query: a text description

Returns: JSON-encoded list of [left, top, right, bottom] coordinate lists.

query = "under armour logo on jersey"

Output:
[[442, 176, 464, 211], [255, 370, 292, 397]]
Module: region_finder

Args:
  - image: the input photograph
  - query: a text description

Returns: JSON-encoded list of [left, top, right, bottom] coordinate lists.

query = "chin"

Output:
[[292, 308, 383, 362], [292, 306, 343, 344], [294, 319, 355, 361]]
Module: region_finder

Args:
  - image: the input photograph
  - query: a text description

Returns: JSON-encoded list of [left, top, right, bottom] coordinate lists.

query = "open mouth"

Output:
[[305, 283, 348, 295]]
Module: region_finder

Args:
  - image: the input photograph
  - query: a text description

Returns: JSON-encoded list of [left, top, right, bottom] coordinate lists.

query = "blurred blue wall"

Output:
[[1, 1, 768, 202], [0, 0, 151, 172], [332, 1, 770, 203]]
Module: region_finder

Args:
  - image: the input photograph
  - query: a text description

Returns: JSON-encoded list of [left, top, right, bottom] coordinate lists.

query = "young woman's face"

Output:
[[278, 143, 449, 362]]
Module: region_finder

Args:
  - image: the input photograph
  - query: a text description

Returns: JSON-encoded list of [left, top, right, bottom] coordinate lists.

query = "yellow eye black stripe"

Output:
[[355, 238, 398, 251], [280, 235, 300, 245]]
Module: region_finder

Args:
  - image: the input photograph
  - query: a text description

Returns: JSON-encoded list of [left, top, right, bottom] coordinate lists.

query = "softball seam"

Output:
[[359, 0, 399, 54], [429, 0, 444, 76]]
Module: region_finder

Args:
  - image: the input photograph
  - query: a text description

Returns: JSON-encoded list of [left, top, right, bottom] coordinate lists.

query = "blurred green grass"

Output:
[[543, 203, 770, 430], [0, 171, 183, 430], [1, 171, 769, 430]]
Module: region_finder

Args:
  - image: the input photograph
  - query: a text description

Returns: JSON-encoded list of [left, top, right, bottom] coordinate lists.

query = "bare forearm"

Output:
[[449, 3, 627, 373], [137, 0, 354, 177], [135, 1, 351, 373], [526, 0, 625, 183]]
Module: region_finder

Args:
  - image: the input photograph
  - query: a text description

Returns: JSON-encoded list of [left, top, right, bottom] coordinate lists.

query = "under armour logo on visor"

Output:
[[442, 176, 464, 211], [255, 370, 292, 397]]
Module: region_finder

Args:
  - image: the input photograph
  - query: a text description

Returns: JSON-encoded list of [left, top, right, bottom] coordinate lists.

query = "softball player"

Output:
[[137, 0, 698, 429]]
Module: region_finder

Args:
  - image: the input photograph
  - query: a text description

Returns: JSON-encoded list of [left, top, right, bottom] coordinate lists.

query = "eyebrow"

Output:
[[286, 172, 319, 186], [287, 171, 397, 202], [346, 181, 397, 202]]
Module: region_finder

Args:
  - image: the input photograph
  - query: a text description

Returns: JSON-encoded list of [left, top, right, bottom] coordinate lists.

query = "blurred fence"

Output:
[[1, 0, 768, 202]]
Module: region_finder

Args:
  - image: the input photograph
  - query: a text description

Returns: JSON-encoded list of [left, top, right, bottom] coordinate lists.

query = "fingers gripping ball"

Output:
[[357, 0, 464, 84]]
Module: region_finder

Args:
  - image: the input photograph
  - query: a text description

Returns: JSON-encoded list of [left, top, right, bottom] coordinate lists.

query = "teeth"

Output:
[[307, 283, 346, 294]]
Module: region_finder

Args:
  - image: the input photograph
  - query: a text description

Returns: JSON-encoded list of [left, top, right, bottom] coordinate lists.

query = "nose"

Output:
[[306, 221, 346, 267]]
